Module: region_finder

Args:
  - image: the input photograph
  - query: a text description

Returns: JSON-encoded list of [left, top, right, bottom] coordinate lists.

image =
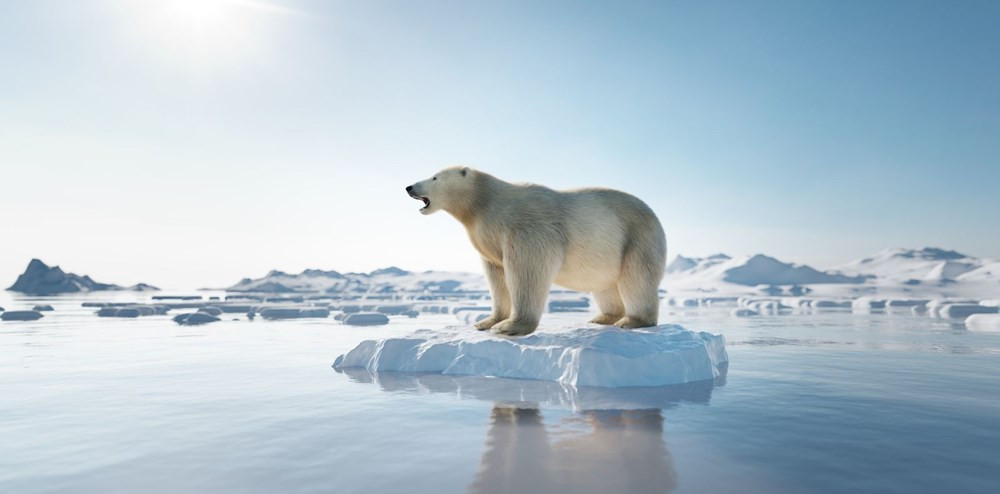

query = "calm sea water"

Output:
[[2, 292, 998, 494]]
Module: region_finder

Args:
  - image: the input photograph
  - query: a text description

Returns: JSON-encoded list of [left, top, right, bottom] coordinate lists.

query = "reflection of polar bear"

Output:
[[406, 167, 666, 336], [470, 406, 676, 494]]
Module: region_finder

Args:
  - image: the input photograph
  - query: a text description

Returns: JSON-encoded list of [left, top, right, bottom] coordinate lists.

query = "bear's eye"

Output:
[[433, 177, 437, 181]]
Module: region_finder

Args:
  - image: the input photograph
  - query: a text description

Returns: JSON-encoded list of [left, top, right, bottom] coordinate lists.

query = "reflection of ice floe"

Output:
[[333, 325, 727, 388], [335, 365, 725, 411]]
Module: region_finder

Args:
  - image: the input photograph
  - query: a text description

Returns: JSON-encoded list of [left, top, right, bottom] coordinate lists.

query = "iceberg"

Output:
[[333, 324, 728, 388]]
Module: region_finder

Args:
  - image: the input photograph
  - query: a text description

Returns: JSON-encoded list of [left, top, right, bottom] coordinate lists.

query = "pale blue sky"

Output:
[[2, 0, 998, 289]]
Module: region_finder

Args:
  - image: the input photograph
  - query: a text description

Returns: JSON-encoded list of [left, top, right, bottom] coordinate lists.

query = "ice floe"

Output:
[[173, 313, 220, 326], [938, 304, 999, 319], [965, 314, 1000, 332], [1, 310, 44, 321], [333, 325, 727, 388], [342, 312, 390, 326]]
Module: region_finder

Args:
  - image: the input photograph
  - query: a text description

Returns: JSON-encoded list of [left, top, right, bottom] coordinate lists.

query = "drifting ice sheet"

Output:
[[333, 324, 728, 388]]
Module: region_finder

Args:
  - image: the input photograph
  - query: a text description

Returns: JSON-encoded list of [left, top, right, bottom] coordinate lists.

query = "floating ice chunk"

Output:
[[809, 299, 852, 309], [374, 305, 412, 315], [333, 325, 728, 388], [885, 299, 929, 308], [730, 308, 758, 317], [298, 308, 331, 318], [258, 307, 330, 319], [343, 312, 390, 326], [115, 308, 143, 318], [198, 306, 224, 316], [32, 304, 54, 312], [852, 297, 886, 312], [965, 314, 1000, 332], [745, 300, 790, 314], [1, 310, 44, 321], [926, 299, 979, 318], [939, 304, 998, 319], [173, 312, 220, 326], [96, 305, 167, 317]]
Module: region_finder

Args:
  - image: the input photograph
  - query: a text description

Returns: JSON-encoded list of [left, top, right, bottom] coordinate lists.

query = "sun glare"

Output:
[[162, 0, 228, 28], [110, 0, 302, 70]]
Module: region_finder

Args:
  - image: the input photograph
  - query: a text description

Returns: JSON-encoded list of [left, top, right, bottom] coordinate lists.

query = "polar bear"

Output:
[[406, 167, 666, 336]]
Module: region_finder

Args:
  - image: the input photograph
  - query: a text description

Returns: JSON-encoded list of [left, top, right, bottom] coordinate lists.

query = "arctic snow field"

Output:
[[2, 247, 999, 493]]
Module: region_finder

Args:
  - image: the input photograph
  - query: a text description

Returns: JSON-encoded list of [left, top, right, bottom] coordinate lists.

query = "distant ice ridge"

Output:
[[664, 247, 1000, 299], [227, 266, 487, 294], [333, 325, 727, 388]]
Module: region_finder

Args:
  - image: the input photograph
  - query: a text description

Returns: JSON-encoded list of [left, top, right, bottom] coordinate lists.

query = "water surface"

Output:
[[2, 293, 998, 493]]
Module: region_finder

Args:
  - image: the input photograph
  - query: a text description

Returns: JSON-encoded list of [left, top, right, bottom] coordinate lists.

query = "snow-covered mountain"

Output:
[[666, 254, 731, 274], [957, 261, 1000, 282], [665, 247, 999, 298], [835, 247, 983, 283], [227, 266, 487, 294], [6, 259, 159, 295], [665, 254, 867, 288]]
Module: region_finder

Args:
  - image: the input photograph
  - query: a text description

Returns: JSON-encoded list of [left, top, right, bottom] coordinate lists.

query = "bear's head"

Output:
[[406, 166, 475, 216]]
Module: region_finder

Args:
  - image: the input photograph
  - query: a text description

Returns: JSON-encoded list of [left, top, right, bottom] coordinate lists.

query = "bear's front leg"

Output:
[[490, 240, 560, 336], [589, 286, 625, 325], [475, 259, 511, 330]]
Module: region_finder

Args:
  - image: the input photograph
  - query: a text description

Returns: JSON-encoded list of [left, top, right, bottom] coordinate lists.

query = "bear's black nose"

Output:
[[406, 186, 413, 193]]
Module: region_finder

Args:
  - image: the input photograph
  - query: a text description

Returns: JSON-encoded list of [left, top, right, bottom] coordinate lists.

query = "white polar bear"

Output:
[[406, 167, 666, 336]]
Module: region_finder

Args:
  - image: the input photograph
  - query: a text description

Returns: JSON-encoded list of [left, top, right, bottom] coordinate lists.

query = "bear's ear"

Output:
[[461, 167, 469, 177]]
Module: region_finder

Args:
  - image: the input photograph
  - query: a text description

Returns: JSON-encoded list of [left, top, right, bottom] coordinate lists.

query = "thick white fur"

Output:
[[407, 167, 666, 336]]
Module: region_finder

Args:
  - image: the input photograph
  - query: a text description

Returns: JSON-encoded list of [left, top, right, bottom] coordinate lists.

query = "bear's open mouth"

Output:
[[408, 192, 430, 211]]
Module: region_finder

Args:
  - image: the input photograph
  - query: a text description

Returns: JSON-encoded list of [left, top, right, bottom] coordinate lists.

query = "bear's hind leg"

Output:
[[615, 284, 659, 329], [615, 229, 665, 329], [589, 285, 625, 325], [475, 259, 511, 330]]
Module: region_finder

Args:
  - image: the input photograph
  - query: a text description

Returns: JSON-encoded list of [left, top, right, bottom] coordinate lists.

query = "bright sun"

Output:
[[111, 0, 301, 70], [162, 0, 229, 27]]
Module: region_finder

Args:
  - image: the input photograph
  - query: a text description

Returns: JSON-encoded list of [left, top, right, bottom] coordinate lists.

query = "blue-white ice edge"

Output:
[[332, 324, 728, 388]]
